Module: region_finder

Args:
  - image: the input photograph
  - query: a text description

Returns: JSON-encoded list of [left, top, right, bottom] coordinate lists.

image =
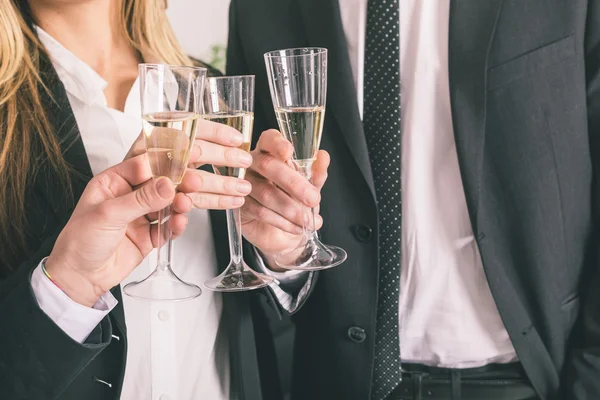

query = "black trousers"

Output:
[[388, 362, 538, 400]]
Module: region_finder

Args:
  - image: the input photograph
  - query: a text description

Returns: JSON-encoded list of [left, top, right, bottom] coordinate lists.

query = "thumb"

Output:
[[100, 177, 176, 225]]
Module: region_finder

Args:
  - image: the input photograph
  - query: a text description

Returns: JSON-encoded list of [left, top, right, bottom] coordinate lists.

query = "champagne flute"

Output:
[[203, 75, 274, 291], [123, 64, 205, 301], [264, 48, 347, 271]]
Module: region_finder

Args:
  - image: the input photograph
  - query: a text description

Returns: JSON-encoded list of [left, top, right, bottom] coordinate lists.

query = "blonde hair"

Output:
[[0, 0, 191, 272]]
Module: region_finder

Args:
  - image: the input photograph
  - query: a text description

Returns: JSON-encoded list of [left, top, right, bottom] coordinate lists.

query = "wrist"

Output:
[[262, 252, 287, 273], [45, 256, 102, 308], [255, 236, 308, 272], [257, 246, 304, 273]]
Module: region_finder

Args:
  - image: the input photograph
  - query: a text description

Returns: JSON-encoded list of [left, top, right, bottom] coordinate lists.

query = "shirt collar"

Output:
[[36, 26, 108, 106]]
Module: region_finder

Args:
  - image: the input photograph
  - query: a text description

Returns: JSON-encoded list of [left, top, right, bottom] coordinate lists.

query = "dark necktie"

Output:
[[363, 0, 402, 399]]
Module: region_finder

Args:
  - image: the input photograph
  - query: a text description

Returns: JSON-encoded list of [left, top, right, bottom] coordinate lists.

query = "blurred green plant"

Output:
[[208, 44, 227, 73]]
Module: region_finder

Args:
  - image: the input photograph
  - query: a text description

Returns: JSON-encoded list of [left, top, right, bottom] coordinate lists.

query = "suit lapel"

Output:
[[297, 0, 375, 196], [448, 0, 504, 229], [38, 53, 92, 219]]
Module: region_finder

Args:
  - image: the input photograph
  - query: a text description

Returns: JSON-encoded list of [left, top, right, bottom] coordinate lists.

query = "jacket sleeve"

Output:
[[0, 234, 112, 400], [226, 0, 320, 318]]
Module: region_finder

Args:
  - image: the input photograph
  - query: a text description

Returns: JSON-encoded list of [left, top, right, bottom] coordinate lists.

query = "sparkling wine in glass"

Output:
[[203, 75, 274, 291], [265, 48, 347, 271], [207, 112, 253, 178], [123, 64, 206, 301]]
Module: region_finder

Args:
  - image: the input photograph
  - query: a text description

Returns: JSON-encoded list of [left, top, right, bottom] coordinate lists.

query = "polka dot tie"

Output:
[[363, 0, 401, 399]]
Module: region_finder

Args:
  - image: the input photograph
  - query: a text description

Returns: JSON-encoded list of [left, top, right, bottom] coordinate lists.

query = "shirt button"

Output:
[[347, 326, 367, 343], [352, 224, 373, 242], [158, 310, 170, 321], [159, 395, 171, 400]]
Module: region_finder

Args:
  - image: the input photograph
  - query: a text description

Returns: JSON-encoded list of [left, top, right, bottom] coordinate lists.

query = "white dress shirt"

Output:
[[338, 0, 518, 367], [31, 28, 230, 399]]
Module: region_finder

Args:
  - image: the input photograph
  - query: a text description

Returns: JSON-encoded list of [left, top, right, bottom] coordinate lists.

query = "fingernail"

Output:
[[230, 133, 244, 146], [305, 189, 320, 205], [232, 197, 245, 207], [156, 178, 173, 198], [293, 225, 303, 234], [238, 152, 253, 166], [237, 181, 252, 194]]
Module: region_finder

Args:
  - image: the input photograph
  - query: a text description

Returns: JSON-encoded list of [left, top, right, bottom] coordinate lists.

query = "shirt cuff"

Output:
[[31, 259, 118, 343], [252, 247, 315, 313]]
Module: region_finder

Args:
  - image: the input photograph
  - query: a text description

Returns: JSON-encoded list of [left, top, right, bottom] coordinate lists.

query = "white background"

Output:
[[166, 0, 231, 65]]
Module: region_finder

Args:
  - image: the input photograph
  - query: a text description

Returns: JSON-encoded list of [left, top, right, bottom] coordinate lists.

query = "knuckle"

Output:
[[96, 203, 112, 220], [217, 196, 231, 209], [256, 184, 276, 203], [284, 204, 300, 220], [223, 178, 237, 193], [224, 148, 238, 163], [256, 204, 271, 220], [207, 121, 220, 141], [281, 220, 298, 233], [94, 173, 111, 189], [245, 198, 260, 214], [135, 186, 154, 208], [286, 174, 305, 190], [219, 125, 238, 143], [257, 154, 276, 172], [190, 193, 206, 209]]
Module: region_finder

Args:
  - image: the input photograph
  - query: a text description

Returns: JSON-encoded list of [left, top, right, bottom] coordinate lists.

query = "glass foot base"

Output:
[[123, 264, 202, 301], [276, 239, 347, 271], [204, 263, 274, 292]]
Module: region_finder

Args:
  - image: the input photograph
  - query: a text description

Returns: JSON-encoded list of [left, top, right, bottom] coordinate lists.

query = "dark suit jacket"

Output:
[[226, 0, 600, 399], [0, 50, 277, 400]]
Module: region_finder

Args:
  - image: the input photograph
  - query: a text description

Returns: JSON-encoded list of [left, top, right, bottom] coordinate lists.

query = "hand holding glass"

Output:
[[123, 64, 205, 301], [203, 75, 274, 291], [264, 48, 347, 270]]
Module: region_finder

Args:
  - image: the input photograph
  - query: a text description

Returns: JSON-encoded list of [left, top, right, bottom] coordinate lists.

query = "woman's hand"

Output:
[[241, 130, 330, 271], [177, 119, 253, 209], [126, 119, 253, 211], [45, 155, 189, 307]]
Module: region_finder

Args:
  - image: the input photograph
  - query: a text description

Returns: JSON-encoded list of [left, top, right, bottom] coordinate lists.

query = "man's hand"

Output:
[[45, 155, 190, 307], [241, 130, 330, 270], [126, 119, 253, 210]]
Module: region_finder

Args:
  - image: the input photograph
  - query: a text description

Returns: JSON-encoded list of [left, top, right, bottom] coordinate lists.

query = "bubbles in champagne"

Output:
[[143, 111, 200, 184]]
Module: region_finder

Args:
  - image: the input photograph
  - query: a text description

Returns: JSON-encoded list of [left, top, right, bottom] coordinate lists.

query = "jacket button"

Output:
[[352, 224, 373, 242], [347, 326, 367, 343]]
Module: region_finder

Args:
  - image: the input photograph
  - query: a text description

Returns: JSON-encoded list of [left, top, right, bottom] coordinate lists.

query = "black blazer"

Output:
[[0, 52, 278, 399], [226, 0, 600, 399]]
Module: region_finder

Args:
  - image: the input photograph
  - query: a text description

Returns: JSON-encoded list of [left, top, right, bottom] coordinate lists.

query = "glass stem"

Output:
[[156, 203, 174, 271], [295, 160, 319, 244], [226, 208, 245, 273]]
